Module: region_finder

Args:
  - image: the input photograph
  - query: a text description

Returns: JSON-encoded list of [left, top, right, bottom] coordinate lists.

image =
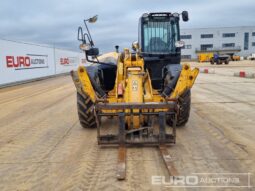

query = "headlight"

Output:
[[79, 43, 91, 51]]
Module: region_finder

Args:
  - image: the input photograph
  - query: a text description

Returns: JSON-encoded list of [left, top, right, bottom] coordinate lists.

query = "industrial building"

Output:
[[180, 26, 255, 60]]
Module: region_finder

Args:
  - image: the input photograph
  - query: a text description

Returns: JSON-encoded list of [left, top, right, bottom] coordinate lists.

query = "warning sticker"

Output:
[[132, 80, 138, 91]]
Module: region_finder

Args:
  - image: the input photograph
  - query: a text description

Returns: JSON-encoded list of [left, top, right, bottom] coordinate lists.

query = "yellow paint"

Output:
[[170, 64, 199, 99], [77, 66, 97, 102], [76, 50, 199, 130], [125, 70, 143, 128], [232, 55, 240, 61], [198, 53, 213, 62]]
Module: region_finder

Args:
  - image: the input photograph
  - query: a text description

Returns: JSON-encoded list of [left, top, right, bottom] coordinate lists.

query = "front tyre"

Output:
[[77, 92, 97, 128], [166, 90, 191, 127]]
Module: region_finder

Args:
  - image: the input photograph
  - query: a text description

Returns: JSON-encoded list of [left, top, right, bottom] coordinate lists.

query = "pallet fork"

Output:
[[94, 102, 179, 180]]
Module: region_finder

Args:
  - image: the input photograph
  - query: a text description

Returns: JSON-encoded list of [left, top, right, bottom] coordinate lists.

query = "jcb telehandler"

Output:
[[71, 12, 199, 180]]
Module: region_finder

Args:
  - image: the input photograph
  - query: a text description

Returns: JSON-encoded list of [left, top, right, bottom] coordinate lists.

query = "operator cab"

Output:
[[140, 13, 182, 55], [138, 12, 188, 89]]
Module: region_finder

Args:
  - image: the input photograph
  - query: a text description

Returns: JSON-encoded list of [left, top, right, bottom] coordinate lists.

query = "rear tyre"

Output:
[[166, 90, 191, 127], [225, 60, 229, 65], [77, 92, 97, 128], [210, 59, 214, 65]]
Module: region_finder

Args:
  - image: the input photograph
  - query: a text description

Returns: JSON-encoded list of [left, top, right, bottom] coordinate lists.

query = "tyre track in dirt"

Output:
[[0, 75, 72, 105], [0, 65, 255, 190], [0, 85, 75, 147]]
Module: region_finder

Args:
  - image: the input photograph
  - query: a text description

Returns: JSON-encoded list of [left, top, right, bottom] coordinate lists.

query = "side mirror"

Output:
[[175, 41, 185, 48], [86, 48, 99, 56], [132, 41, 139, 51], [182, 11, 189, 22], [80, 43, 91, 51], [88, 15, 98, 23]]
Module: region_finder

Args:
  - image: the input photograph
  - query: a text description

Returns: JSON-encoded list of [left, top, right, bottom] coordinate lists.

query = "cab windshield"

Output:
[[142, 18, 179, 54]]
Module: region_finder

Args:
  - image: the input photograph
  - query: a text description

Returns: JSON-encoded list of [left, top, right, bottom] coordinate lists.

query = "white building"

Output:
[[180, 26, 255, 59]]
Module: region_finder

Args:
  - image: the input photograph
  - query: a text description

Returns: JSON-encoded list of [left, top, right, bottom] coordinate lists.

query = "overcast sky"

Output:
[[0, 0, 254, 53]]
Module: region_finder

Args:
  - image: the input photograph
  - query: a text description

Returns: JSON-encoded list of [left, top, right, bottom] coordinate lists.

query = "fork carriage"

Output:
[[94, 101, 178, 180]]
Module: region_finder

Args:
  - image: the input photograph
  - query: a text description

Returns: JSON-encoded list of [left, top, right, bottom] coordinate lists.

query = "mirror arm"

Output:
[[84, 33, 94, 44], [85, 53, 117, 67], [78, 26, 84, 42], [84, 20, 94, 47]]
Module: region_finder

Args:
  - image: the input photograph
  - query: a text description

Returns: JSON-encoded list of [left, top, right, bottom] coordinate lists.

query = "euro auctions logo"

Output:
[[152, 173, 251, 188], [6, 54, 48, 70], [60, 58, 70, 65], [60, 57, 77, 66]]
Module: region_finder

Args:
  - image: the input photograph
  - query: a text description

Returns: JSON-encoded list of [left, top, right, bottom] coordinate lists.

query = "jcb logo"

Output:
[[132, 80, 138, 91]]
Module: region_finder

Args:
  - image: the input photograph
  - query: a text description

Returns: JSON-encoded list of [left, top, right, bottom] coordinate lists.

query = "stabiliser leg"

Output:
[[116, 113, 126, 180]]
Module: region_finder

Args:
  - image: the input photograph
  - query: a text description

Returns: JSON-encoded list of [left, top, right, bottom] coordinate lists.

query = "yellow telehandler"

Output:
[[71, 12, 199, 180]]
